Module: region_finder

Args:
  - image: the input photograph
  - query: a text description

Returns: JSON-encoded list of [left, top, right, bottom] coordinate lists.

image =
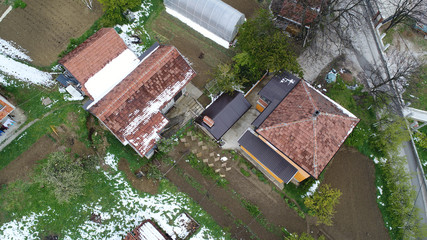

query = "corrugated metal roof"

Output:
[[238, 130, 297, 183], [252, 71, 300, 128], [198, 91, 251, 140]]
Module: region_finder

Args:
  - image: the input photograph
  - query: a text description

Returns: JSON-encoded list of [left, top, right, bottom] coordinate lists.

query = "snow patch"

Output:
[[0, 38, 32, 61], [305, 180, 320, 197], [0, 54, 53, 86], [104, 152, 119, 171], [165, 7, 230, 49], [0, 211, 46, 240]]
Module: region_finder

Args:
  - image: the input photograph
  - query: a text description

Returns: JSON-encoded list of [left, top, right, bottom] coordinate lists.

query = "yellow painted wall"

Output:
[[240, 146, 284, 184], [258, 136, 310, 182], [256, 103, 265, 112]]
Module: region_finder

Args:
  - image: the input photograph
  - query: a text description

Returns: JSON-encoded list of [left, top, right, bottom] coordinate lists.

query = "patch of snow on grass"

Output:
[[0, 54, 53, 86], [377, 186, 383, 195], [0, 211, 46, 240], [0, 38, 32, 61], [305, 180, 320, 197], [117, 2, 153, 55], [104, 152, 119, 171], [62, 171, 225, 240]]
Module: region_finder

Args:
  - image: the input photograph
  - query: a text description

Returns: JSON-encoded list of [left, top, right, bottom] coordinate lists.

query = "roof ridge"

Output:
[[97, 46, 176, 118], [301, 80, 318, 112], [312, 117, 317, 177], [319, 112, 360, 121]]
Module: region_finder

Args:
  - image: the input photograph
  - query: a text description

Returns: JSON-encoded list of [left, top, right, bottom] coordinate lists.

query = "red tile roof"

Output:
[[257, 80, 359, 178], [279, 0, 323, 26], [0, 95, 15, 121], [59, 28, 128, 99], [89, 45, 195, 157]]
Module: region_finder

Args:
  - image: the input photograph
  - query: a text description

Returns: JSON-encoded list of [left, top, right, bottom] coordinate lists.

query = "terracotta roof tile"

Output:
[[89, 45, 195, 156], [279, 0, 323, 26], [258, 80, 359, 178], [59, 28, 128, 99]]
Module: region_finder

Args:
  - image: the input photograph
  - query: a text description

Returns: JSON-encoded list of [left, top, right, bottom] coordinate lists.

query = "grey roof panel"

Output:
[[252, 71, 300, 128], [238, 130, 298, 183], [198, 91, 251, 140]]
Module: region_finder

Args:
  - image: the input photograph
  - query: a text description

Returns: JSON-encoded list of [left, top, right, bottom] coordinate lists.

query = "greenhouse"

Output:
[[164, 0, 245, 48]]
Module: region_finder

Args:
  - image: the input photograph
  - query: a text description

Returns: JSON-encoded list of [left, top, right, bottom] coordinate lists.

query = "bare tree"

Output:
[[383, 0, 427, 32], [364, 50, 420, 110]]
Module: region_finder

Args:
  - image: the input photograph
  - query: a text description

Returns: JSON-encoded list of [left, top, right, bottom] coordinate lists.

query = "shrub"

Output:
[[98, 0, 141, 25], [304, 184, 342, 226], [240, 168, 251, 177], [286, 232, 325, 240], [5, 0, 26, 9], [38, 152, 84, 202]]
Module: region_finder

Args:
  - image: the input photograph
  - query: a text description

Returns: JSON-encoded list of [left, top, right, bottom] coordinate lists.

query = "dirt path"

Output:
[[321, 147, 390, 240], [0, 0, 102, 66]]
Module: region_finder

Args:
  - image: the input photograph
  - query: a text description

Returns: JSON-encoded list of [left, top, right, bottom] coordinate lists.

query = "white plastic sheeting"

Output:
[[164, 0, 245, 43]]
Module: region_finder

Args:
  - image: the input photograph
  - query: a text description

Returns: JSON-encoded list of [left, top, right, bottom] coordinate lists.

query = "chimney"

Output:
[[203, 116, 214, 128]]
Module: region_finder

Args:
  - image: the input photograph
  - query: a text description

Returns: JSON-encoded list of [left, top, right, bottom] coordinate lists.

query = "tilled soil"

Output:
[[321, 147, 390, 240], [222, 0, 260, 19], [0, 135, 57, 185], [0, 0, 102, 66]]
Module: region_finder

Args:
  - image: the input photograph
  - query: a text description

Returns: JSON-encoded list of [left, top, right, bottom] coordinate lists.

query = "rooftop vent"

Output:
[[313, 110, 320, 117]]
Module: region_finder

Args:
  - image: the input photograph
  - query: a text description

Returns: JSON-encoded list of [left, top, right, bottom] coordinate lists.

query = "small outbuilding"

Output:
[[196, 91, 251, 141], [164, 0, 245, 47]]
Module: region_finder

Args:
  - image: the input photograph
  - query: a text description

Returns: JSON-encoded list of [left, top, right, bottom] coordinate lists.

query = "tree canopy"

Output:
[[237, 9, 302, 76], [97, 0, 141, 24], [305, 184, 342, 226]]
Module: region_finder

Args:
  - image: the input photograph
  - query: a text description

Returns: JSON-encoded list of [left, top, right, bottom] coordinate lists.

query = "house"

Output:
[[59, 28, 196, 158], [164, 0, 245, 48], [124, 219, 171, 240], [196, 91, 251, 141], [271, 0, 324, 34], [238, 72, 359, 189], [0, 94, 15, 124]]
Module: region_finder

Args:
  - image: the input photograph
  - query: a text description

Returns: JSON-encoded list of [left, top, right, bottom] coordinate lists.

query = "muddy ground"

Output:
[[0, 0, 103, 67]]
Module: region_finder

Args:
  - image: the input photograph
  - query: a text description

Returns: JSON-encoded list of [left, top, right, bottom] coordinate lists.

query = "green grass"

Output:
[[240, 167, 251, 177], [404, 65, 427, 111], [0, 104, 88, 171]]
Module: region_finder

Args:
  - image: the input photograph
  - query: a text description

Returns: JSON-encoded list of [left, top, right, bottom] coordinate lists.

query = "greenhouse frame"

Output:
[[164, 0, 245, 46]]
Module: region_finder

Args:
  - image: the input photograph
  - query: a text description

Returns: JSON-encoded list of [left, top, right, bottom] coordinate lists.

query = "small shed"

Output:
[[164, 0, 245, 43], [196, 91, 251, 140]]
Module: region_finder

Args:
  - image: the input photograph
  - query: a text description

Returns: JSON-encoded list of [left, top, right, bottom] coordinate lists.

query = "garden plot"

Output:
[[0, 0, 103, 66], [0, 153, 226, 240]]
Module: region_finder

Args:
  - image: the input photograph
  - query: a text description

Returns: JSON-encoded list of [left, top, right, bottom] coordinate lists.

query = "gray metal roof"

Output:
[[252, 71, 300, 128], [198, 91, 251, 140], [238, 130, 298, 184], [164, 0, 245, 42]]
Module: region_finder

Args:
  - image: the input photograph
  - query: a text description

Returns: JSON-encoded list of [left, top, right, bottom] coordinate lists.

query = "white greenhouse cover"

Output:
[[164, 0, 245, 43]]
